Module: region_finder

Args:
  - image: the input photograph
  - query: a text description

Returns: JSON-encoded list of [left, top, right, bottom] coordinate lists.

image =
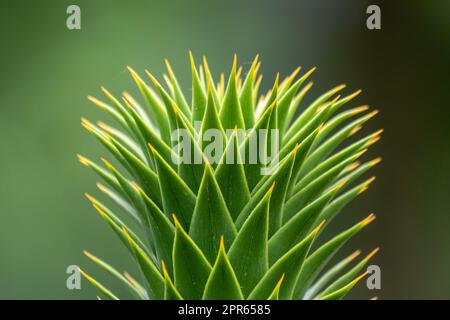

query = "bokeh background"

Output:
[[1, 0, 449, 299]]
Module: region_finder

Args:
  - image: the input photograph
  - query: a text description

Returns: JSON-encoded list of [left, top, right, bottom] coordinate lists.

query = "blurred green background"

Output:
[[1, 0, 449, 299]]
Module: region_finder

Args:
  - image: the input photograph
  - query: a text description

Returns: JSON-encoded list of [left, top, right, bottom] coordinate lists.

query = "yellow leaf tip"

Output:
[[365, 247, 380, 261], [268, 181, 276, 194], [335, 178, 348, 191], [314, 220, 326, 233], [347, 250, 362, 262], [77, 154, 89, 166], [220, 235, 225, 249], [172, 214, 181, 227], [362, 213, 376, 226], [370, 157, 382, 166]]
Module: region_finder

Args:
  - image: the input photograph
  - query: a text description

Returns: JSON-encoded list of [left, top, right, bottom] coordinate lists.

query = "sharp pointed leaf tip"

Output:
[[93, 204, 108, 219], [121, 226, 132, 241], [220, 235, 225, 250], [335, 178, 349, 191], [78, 268, 93, 282], [353, 105, 370, 114], [362, 213, 376, 226], [293, 143, 300, 155], [365, 247, 380, 261], [348, 125, 362, 137], [101, 86, 115, 100], [359, 176, 376, 194], [145, 69, 160, 87], [127, 66, 139, 81], [148, 143, 156, 154], [172, 214, 181, 227], [276, 273, 286, 289], [268, 181, 276, 194], [132, 181, 143, 193], [314, 219, 326, 233], [171, 101, 180, 114], [352, 271, 369, 285], [347, 250, 362, 262], [77, 154, 89, 166], [346, 161, 360, 172], [80, 118, 93, 130], [356, 148, 368, 158], [367, 109, 379, 119], [232, 54, 237, 71], [370, 157, 382, 166], [374, 129, 384, 136], [161, 260, 169, 277], [96, 182, 107, 192], [101, 158, 113, 169], [83, 250, 97, 260], [84, 192, 95, 203]]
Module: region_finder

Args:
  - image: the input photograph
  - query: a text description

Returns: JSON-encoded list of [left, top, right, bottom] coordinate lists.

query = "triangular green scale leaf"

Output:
[[304, 250, 361, 300], [248, 224, 321, 300], [285, 151, 364, 216], [235, 146, 295, 232], [267, 275, 284, 300], [270, 182, 344, 264], [239, 55, 259, 128], [278, 67, 316, 135], [122, 227, 165, 299], [202, 56, 221, 109], [189, 52, 208, 123], [319, 178, 374, 223], [87, 95, 127, 130], [128, 67, 171, 145], [77, 155, 123, 196], [189, 164, 237, 263], [287, 127, 321, 193], [334, 158, 380, 190], [200, 87, 226, 163], [162, 261, 184, 300], [300, 111, 379, 175], [323, 89, 362, 120], [311, 105, 369, 149], [319, 272, 368, 300], [202, 238, 244, 300], [86, 196, 155, 262], [172, 216, 212, 300], [150, 145, 196, 230], [109, 136, 162, 207], [296, 131, 380, 190], [228, 187, 272, 297], [79, 268, 119, 300], [146, 70, 182, 139], [122, 95, 177, 169], [101, 87, 153, 165], [164, 59, 192, 119], [284, 84, 346, 142], [293, 214, 376, 299], [219, 55, 245, 130], [84, 251, 147, 300], [102, 159, 147, 224], [318, 248, 378, 299], [135, 183, 175, 276], [96, 183, 139, 222], [241, 101, 276, 191], [285, 82, 313, 130], [81, 119, 132, 173], [215, 130, 251, 221]]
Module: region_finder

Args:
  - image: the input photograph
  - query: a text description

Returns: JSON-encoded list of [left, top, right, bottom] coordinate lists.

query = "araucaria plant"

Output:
[[78, 53, 382, 300]]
